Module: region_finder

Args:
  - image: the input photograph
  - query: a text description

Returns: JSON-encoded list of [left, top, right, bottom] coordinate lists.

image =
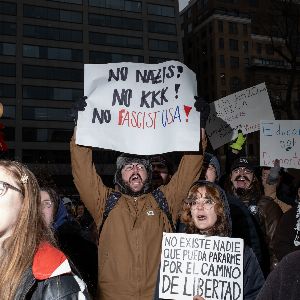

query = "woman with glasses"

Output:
[[154, 181, 265, 300], [0, 160, 90, 300]]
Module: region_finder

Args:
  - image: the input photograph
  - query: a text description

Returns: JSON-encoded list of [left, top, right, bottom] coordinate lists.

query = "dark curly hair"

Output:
[[181, 182, 230, 237]]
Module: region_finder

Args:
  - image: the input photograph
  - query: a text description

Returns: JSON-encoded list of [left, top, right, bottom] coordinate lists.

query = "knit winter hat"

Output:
[[114, 153, 152, 196], [204, 153, 221, 181]]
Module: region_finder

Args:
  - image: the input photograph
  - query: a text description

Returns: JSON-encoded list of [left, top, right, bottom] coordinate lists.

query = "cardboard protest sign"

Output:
[[159, 233, 244, 300], [260, 120, 300, 169], [206, 82, 275, 149], [76, 61, 199, 155]]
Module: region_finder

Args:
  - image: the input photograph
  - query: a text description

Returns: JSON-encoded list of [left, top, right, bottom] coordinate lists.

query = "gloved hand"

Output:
[[71, 96, 87, 125], [194, 96, 210, 128], [267, 159, 281, 185], [230, 130, 246, 151]]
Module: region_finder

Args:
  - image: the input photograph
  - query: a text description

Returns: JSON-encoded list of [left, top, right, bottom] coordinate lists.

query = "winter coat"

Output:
[[256, 250, 300, 300], [227, 194, 282, 276], [14, 242, 90, 300], [70, 135, 204, 300], [53, 201, 98, 296], [273, 205, 300, 261]]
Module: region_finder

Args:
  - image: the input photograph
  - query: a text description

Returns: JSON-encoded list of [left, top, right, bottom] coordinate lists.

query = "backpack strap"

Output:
[[152, 188, 175, 232], [98, 191, 121, 236]]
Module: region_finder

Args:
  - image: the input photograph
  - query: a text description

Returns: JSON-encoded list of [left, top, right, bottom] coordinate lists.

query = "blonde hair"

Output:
[[181, 182, 230, 237], [0, 160, 55, 300]]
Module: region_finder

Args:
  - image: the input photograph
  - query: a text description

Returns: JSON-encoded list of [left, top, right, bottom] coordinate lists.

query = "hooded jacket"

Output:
[[14, 242, 90, 300], [70, 134, 205, 300]]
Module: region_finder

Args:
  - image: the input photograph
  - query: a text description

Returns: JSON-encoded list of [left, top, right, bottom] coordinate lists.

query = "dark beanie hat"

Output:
[[204, 153, 221, 181], [114, 153, 152, 196]]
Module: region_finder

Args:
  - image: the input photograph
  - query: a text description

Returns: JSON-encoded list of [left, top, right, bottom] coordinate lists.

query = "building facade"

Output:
[[0, 0, 183, 193], [181, 0, 300, 162]]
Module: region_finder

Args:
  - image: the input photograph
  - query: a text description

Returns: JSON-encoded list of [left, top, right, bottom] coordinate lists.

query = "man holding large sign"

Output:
[[70, 61, 208, 300]]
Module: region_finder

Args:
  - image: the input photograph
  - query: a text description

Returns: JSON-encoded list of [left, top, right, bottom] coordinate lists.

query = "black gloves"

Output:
[[71, 96, 87, 125], [194, 96, 210, 128]]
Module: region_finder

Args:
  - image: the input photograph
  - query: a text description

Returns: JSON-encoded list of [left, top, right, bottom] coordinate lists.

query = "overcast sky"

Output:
[[179, 0, 189, 11]]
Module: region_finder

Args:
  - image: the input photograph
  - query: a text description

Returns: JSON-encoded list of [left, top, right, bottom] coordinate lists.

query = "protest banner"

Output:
[[260, 120, 300, 169], [159, 233, 244, 300], [206, 82, 274, 149], [76, 61, 199, 155]]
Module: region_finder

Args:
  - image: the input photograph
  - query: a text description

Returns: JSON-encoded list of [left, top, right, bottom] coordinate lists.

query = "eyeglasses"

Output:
[[123, 163, 146, 172], [41, 200, 53, 209], [232, 167, 253, 175], [190, 198, 215, 210], [0, 180, 23, 197]]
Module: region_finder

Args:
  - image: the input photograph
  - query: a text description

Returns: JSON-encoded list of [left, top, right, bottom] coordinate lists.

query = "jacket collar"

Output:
[[32, 242, 72, 280]]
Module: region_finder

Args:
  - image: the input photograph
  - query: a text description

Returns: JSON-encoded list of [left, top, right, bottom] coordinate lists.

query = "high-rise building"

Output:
[[0, 0, 183, 193], [181, 0, 300, 160]]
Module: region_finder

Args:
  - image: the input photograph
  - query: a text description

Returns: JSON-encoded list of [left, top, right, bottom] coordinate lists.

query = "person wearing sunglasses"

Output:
[[0, 160, 90, 300]]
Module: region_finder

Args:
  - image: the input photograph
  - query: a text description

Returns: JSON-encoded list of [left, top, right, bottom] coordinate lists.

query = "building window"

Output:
[[23, 65, 83, 82], [220, 73, 226, 85], [148, 21, 177, 35], [218, 20, 223, 33], [243, 24, 248, 34], [0, 42, 16, 56], [228, 22, 238, 34], [256, 42, 262, 54], [23, 107, 73, 122], [266, 44, 274, 55], [0, 84, 15, 98], [23, 25, 82, 43], [23, 86, 82, 101], [219, 38, 224, 49], [89, 0, 142, 13], [23, 5, 82, 23], [149, 39, 178, 53], [89, 51, 143, 63], [48, 0, 82, 4], [2, 105, 16, 120], [219, 55, 225, 67], [0, 2, 17, 15], [89, 14, 143, 31], [230, 56, 239, 68], [3, 127, 15, 141], [147, 4, 175, 17], [89, 32, 143, 49], [22, 150, 71, 163], [23, 128, 73, 142], [243, 41, 248, 53], [0, 63, 16, 77], [23, 45, 82, 61], [0, 22, 16, 36], [149, 57, 171, 63], [230, 76, 241, 93], [229, 39, 239, 51]]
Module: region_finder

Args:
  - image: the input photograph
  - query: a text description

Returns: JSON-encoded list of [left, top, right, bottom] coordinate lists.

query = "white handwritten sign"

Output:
[[159, 233, 244, 300], [206, 83, 274, 149], [260, 120, 300, 169], [76, 61, 199, 155]]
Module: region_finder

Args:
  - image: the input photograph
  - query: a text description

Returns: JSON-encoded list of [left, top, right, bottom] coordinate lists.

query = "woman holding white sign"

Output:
[[154, 181, 265, 300]]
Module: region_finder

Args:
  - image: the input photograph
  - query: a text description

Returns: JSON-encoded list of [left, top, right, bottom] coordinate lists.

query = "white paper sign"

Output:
[[159, 233, 244, 300], [206, 83, 275, 149], [260, 120, 300, 169], [76, 61, 199, 155]]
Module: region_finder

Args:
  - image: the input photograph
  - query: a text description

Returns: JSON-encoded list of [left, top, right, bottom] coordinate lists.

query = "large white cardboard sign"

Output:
[[76, 61, 199, 155], [206, 83, 275, 149], [260, 120, 300, 169], [159, 233, 244, 300]]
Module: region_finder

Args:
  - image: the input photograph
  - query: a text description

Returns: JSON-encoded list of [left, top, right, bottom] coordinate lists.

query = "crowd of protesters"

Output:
[[0, 94, 299, 300]]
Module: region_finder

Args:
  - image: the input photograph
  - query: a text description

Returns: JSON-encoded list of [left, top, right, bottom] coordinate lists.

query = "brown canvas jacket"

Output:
[[70, 134, 204, 300]]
